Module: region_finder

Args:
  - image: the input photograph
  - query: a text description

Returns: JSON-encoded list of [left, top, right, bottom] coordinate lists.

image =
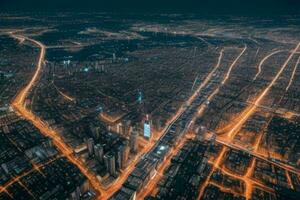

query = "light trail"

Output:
[[9, 33, 105, 199], [220, 163, 274, 196], [208, 181, 243, 197], [253, 50, 284, 80], [207, 157, 274, 200], [53, 83, 75, 102], [285, 55, 300, 91], [216, 138, 300, 174], [212, 44, 300, 189], [244, 158, 256, 199], [198, 43, 300, 200], [198, 46, 249, 200], [225, 43, 300, 140], [0, 187, 13, 199], [197, 147, 227, 200], [286, 171, 294, 190], [221, 45, 247, 85]]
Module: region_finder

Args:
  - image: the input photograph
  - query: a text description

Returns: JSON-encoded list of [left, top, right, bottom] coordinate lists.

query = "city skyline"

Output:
[[0, 3, 300, 200]]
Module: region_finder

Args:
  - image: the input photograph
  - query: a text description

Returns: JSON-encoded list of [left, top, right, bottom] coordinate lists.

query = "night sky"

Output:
[[1, 0, 300, 15]]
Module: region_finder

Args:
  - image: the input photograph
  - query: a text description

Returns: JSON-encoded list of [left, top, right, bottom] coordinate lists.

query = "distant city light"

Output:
[[84, 67, 89, 72]]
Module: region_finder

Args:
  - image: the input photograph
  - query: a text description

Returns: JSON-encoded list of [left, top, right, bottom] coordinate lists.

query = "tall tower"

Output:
[[129, 127, 138, 153], [94, 144, 104, 163], [87, 138, 94, 156], [104, 152, 116, 176], [143, 114, 152, 139]]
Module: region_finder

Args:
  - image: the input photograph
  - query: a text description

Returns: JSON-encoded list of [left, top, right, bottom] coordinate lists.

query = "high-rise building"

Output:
[[94, 143, 104, 163], [144, 115, 152, 139], [116, 146, 123, 170], [121, 120, 132, 137], [104, 152, 116, 176], [90, 125, 101, 139], [122, 143, 129, 167], [87, 138, 94, 156], [129, 128, 138, 153], [116, 142, 130, 170]]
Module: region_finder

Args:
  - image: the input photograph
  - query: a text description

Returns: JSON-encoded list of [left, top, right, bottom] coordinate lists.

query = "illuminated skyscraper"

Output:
[[144, 114, 151, 139]]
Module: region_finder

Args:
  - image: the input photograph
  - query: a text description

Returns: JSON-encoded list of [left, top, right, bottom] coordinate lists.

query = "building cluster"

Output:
[[152, 140, 210, 199], [85, 136, 129, 177], [0, 111, 94, 200], [223, 149, 252, 175], [261, 116, 300, 166], [201, 184, 245, 200], [110, 60, 220, 199]]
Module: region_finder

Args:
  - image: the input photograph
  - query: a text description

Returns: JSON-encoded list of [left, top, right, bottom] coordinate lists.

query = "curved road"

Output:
[[9, 33, 105, 199]]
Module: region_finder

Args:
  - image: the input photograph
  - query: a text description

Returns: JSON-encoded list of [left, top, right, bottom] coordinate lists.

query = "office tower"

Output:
[[144, 114, 152, 139], [87, 138, 94, 156], [94, 144, 104, 163], [122, 142, 129, 168], [122, 120, 131, 137], [116, 143, 130, 170], [104, 152, 116, 176], [129, 128, 138, 153], [116, 146, 123, 170]]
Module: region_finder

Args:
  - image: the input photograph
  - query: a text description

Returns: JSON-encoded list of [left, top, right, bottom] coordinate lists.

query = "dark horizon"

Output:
[[1, 0, 300, 16]]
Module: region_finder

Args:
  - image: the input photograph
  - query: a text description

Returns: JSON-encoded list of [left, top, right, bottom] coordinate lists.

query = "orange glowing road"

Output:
[[198, 44, 300, 200], [213, 43, 300, 176], [216, 138, 300, 174], [0, 156, 60, 194], [208, 182, 243, 197], [204, 153, 274, 200], [197, 46, 250, 200], [225, 43, 300, 140], [219, 161, 274, 196], [253, 50, 284, 80], [286, 55, 300, 91], [137, 135, 189, 199], [286, 171, 294, 190], [197, 147, 227, 200], [9, 33, 105, 199], [53, 83, 75, 102], [221, 45, 247, 85], [109, 49, 225, 199], [135, 48, 227, 198]]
